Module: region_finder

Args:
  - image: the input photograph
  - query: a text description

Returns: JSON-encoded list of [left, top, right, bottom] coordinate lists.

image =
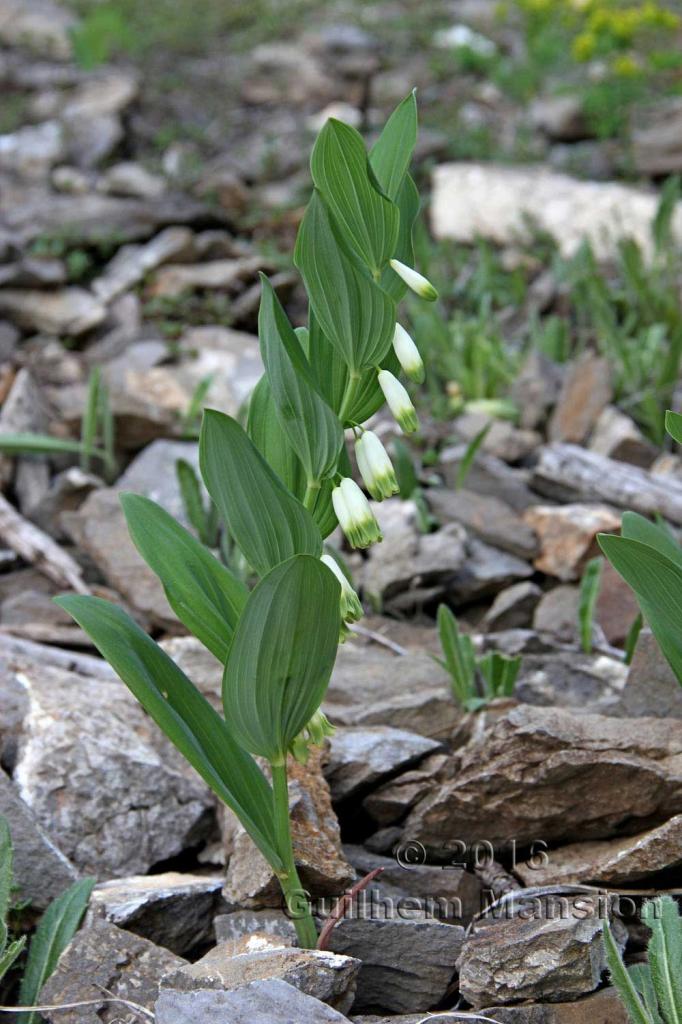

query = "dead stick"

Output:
[[317, 866, 384, 951]]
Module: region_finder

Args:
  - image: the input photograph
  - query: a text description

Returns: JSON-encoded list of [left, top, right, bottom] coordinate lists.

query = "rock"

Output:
[[12, 661, 213, 877], [589, 406, 657, 468], [0, 0, 77, 59], [523, 504, 620, 581], [439, 444, 538, 511], [0, 120, 64, 178], [0, 287, 105, 336], [60, 71, 139, 120], [363, 753, 449, 827], [531, 95, 588, 142], [448, 537, 533, 604], [516, 813, 682, 887], [632, 97, 682, 176], [533, 443, 682, 524], [327, 916, 464, 1013], [148, 255, 264, 298], [483, 581, 542, 631], [458, 895, 623, 1007], [323, 642, 461, 742], [0, 367, 50, 486], [155, 978, 351, 1024], [242, 43, 335, 106], [27, 466, 100, 540], [175, 325, 264, 416], [215, 909, 298, 947], [481, 986, 629, 1024], [515, 649, 628, 712], [431, 163, 682, 258], [0, 767, 77, 910], [428, 488, 538, 560], [344, 845, 482, 925], [99, 161, 166, 199], [611, 629, 682, 718], [511, 351, 564, 431], [324, 727, 441, 803], [63, 488, 175, 627], [89, 872, 224, 955], [594, 559, 642, 647], [403, 704, 682, 848], [92, 226, 193, 304], [532, 585, 580, 643], [161, 942, 360, 1015], [224, 748, 355, 907], [549, 353, 612, 444], [62, 112, 122, 169], [40, 921, 187, 1023], [454, 413, 542, 464]]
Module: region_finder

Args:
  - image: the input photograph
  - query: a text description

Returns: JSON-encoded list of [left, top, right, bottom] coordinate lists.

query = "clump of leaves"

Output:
[[434, 604, 521, 711], [57, 94, 439, 948]]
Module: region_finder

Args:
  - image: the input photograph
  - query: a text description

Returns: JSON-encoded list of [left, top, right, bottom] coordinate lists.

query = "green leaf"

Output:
[[0, 816, 15, 963], [223, 555, 340, 763], [579, 556, 603, 654], [176, 458, 210, 542], [0, 433, 103, 458], [624, 612, 644, 665], [621, 510, 682, 571], [604, 918, 653, 1024], [18, 877, 95, 1024], [80, 368, 100, 473], [436, 604, 477, 707], [381, 173, 420, 301], [295, 192, 396, 375], [248, 375, 307, 501], [121, 493, 248, 663], [455, 422, 492, 491], [200, 410, 322, 577], [629, 965, 664, 1024], [666, 409, 682, 445], [258, 275, 343, 485], [0, 936, 25, 983], [597, 534, 682, 686], [311, 118, 399, 274], [55, 595, 282, 870], [642, 896, 682, 1024], [369, 90, 418, 201]]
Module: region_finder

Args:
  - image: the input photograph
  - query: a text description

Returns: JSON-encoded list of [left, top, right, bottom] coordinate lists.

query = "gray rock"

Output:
[[533, 584, 580, 644], [161, 942, 360, 1015], [0, 120, 64, 178], [92, 226, 194, 304], [483, 581, 542, 631], [0, 286, 105, 337], [549, 353, 613, 446], [453, 413, 541, 465], [610, 630, 682, 719], [439, 445, 539, 512], [515, 650, 628, 712], [155, 978, 351, 1024], [328, 916, 464, 1014], [362, 753, 449, 827], [458, 895, 624, 1007], [41, 920, 187, 1023], [215, 909, 298, 946], [116, 439, 201, 526], [403, 704, 682, 848], [447, 537, 533, 604], [323, 642, 461, 742], [511, 351, 564, 431], [632, 96, 682, 176], [13, 661, 213, 877], [62, 111, 122, 169], [325, 727, 441, 802], [523, 503, 620, 581], [427, 488, 538, 560], [531, 95, 588, 142], [0, 768, 77, 910], [589, 406, 657, 469], [0, 0, 77, 58], [480, 986, 630, 1024], [99, 161, 166, 199], [89, 872, 224, 955]]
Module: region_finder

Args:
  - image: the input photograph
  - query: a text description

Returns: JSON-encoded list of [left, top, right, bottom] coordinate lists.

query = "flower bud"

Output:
[[332, 477, 382, 549], [355, 431, 399, 501], [290, 708, 336, 764], [378, 369, 419, 433], [389, 259, 438, 301], [321, 553, 363, 623], [393, 323, 425, 384]]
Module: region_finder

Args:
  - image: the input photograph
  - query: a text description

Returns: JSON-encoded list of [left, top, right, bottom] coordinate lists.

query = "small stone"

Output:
[[594, 559, 642, 647], [325, 727, 441, 803], [549, 352, 612, 444], [454, 412, 541, 464], [155, 978, 351, 1024], [61, 72, 139, 120], [611, 629, 682, 718], [427, 488, 538, 560], [89, 872, 224, 955], [328, 916, 464, 1014], [447, 538, 533, 603], [215, 909, 298, 947], [523, 503, 621, 581], [99, 160, 166, 199], [515, 650, 627, 712], [0, 768, 77, 911], [483, 581, 542, 631], [62, 111, 123, 169], [242, 43, 335, 106], [148, 256, 264, 298], [531, 95, 589, 142], [533, 585, 580, 643], [0, 120, 64, 178], [511, 351, 563, 431], [0, 287, 105, 336], [161, 942, 360, 1015], [589, 406, 657, 469], [92, 226, 194, 304], [481, 986, 629, 1024], [41, 921, 186, 1023], [363, 754, 449, 827], [439, 445, 539, 512], [0, 0, 77, 58], [632, 96, 682, 176]]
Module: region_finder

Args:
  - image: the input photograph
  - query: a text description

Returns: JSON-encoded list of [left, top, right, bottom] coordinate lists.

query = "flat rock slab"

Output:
[[403, 704, 682, 847], [155, 978, 351, 1024], [430, 162, 682, 258], [515, 814, 682, 886], [610, 630, 682, 719], [427, 487, 538, 560], [89, 871, 224, 955], [481, 985, 630, 1023], [327, 917, 464, 1014], [523, 504, 620, 581], [325, 726, 441, 802], [41, 920, 187, 1023]]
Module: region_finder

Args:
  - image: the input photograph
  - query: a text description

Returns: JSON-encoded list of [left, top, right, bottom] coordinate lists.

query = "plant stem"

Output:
[[303, 480, 320, 513], [338, 373, 361, 426], [270, 760, 318, 949]]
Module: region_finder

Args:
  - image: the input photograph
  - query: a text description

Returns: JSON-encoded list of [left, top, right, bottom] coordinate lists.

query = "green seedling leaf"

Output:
[[223, 555, 340, 763], [642, 896, 682, 1024], [455, 422, 492, 491], [80, 368, 100, 473], [295, 192, 396, 377], [18, 877, 95, 1024], [604, 917, 653, 1024], [621, 510, 682, 570], [435, 604, 478, 708], [598, 534, 682, 686], [369, 90, 418, 202], [391, 437, 418, 500], [176, 458, 209, 542], [258, 275, 343, 486], [0, 434, 103, 459], [311, 118, 399, 275], [122, 493, 248, 663], [55, 595, 282, 870], [624, 612, 644, 665], [666, 409, 682, 446], [248, 375, 307, 500], [200, 410, 322, 576], [579, 556, 603, 654]]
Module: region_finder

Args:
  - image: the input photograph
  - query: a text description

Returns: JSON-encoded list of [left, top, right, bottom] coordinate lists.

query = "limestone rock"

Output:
[[511, 350, 564, 431], [589, 406, 657, 468], [0, 120, 64, 178], [533, 585, 580, 644], [632, 97, 682, 176], [0, 0, 77, 59], [41, 920, 187, 1023], [89, 872, 224, 955], [403, 704, 682, 848], [427, 488, 538, 560], [531, 95, 588, 142], [363, 753, 449, 827], [611, 629, 682, 719], [155, 978, 351, 1024], [481, 986, 629, 1024], [515, 650, 627, 712], [99, 161, 166, 199], [324, 727, 441, 803], [448, 537, 533, 604], [439, 444, 539, 511], [91, 226, 194, 304], [483, 581, 542, 631], [161, 941, 360, 1015], [453, 413, 541, 465], [523, 503, 620, 581], [549, 353, 612, 445], [12, 661, 213, 877], [0, 287, 105, 336], [148, 256, 264, 298], [594, 559, 642, 647], [215, 909, 299, 947]]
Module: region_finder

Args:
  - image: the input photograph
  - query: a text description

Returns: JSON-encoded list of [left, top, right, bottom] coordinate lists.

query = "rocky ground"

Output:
[[1, 1, 682, 1022]]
